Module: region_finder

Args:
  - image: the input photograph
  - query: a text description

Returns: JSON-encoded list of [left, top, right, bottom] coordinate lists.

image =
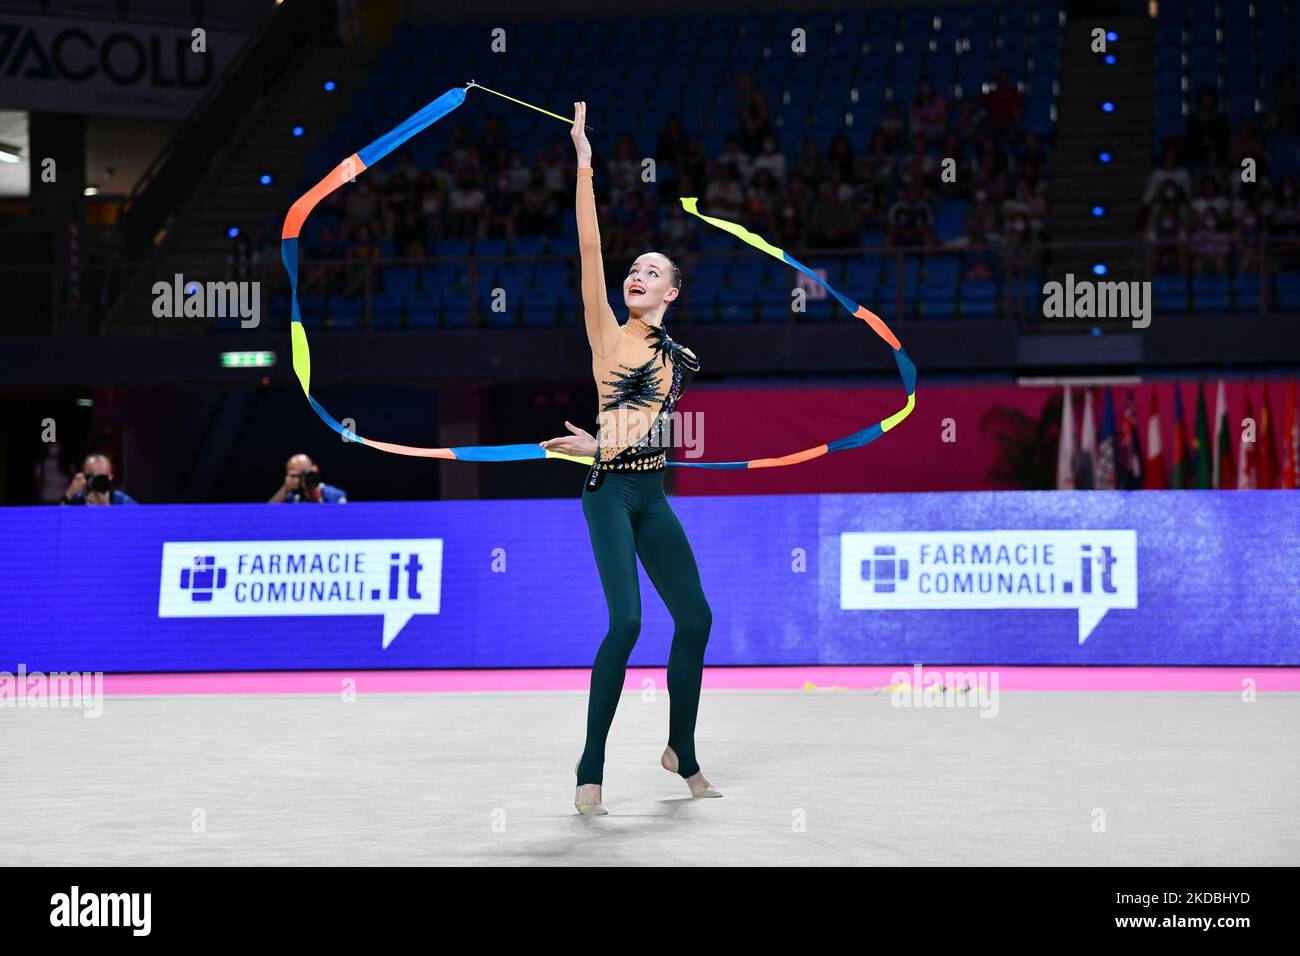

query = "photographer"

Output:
[[59, 453, 138, 505], [269, 454, 349, 504]]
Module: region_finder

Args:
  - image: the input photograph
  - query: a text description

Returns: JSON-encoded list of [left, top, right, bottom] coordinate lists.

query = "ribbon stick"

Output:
[[667, 199, 917, 470], [280, 85, 595, 465], [280, 87, 915, 470]]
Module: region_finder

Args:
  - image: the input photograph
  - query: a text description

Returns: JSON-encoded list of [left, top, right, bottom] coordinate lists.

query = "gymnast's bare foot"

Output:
[[574, 759, 607, 815], [661, 745, 722, 798]]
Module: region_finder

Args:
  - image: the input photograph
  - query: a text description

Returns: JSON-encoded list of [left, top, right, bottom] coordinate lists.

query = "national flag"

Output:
[[1170, 384, 1189, 489], [1237, 386, 1257, 489], [1259, 381, 1278, 489], [1096, 386, 1117, 490], [1143, 385, 1167, 490], [1076, 388, 1096, 490], [1281, 379, 1298, 490], [1192, 380, 1212, 489], [1056, 385, 1076, 490], [1118, 389, 1143, 489], [1213, 380, 1235, 489]]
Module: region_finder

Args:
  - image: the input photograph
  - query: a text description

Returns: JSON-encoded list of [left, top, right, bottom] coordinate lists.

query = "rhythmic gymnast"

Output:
[[540, 102, 721, 815]]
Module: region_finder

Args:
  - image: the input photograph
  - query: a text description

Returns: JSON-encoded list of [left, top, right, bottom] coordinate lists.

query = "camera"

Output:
[[86, 473, 113, 495], [296, 469, 321, 491]]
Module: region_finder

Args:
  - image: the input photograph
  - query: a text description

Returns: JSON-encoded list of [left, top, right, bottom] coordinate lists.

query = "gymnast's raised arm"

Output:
[[572, 101, 621, 359]]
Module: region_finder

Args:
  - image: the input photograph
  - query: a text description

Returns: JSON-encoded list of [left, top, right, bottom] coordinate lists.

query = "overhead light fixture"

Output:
[[0, 142, 22, 164], [83, 186, 99, 196]]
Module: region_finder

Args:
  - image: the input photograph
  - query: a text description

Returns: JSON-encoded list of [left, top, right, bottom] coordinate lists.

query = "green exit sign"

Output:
[[220, 351, 277, 368]]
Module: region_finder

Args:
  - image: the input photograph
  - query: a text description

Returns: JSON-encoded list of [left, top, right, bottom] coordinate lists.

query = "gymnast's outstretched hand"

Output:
[[571, 101, 591, 168], [540, 420, 597, 457]]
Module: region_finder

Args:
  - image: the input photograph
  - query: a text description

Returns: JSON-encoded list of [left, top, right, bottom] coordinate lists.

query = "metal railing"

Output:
[[105, 0, 318, 294], [5, 235, 1299, 337]]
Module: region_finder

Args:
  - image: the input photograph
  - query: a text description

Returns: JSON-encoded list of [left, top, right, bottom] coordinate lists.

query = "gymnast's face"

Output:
[[623, 253, 678, 312]]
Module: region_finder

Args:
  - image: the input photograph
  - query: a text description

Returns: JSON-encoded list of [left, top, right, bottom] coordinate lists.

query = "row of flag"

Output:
[[1056, 380, 1300, 489]]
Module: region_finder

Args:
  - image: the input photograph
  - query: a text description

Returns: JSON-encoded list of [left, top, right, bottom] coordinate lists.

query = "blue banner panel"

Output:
[[0, 491, 1296, 671]]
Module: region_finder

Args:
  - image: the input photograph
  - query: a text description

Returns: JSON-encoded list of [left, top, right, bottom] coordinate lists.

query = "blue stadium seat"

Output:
[[1153, 274, 1189, 312], [1232, 273, 1264, 313], [1192, 275, 1230, 312]]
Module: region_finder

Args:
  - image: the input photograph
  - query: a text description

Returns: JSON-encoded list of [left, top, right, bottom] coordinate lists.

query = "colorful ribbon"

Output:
[[670, 199, 917, 469], [280, 85, 916, 470]]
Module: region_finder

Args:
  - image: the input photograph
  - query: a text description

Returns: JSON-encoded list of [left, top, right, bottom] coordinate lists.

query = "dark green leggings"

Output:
[[576, 469, 712, 786]]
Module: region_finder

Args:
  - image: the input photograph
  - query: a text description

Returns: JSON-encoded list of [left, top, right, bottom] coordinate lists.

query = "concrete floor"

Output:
[[2, 690, 1297, 865]]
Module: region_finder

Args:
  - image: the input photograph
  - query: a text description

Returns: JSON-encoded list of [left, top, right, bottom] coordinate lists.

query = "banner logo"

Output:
[[841, 530, 1137, 643], [159, 539, 443, 647]]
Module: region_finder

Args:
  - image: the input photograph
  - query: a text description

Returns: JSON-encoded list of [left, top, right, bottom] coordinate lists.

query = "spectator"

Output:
[[981, 70, 1023, 143], [937, 133, 966, 198], [415, 169, 444, 244], [1142, 146, 1192, 208], [503, 149, 530, 194], [774, 173, 812, 249], [1266, 66, 1299, 135], [607, 134, 641, 206], [448, 127, 478, 172], [392, 204, 426, 259], [660, 201, 698, 260], [680, 139, 708, 191], [1001, 176, 1048, 240], [900, 133, 938, 190], [794, 137, 827, 183], [1235, 200, 1267, 274], [1188, 209, 1231, 275], [1146, 181, 1190, 274], [34, 442, 68, 504], [343, 177, 382, 240], [732, 72, 772, 155], [482, 169, 519, 243], [827, 133, 855, 180], [657, 114, 690, 169], [391, 146, 420, 183], [1186, 88, 1230, 159], [60, 453, 138, 505], [539, 141, 567, 192], [751, 134, 787, 182], [716, 136, 754, 186], [1229, 117, 1268, 180], [1000, 209, 1036, 317], [809, 181, 859, 249], [517, 166, 558, 235], [703, 162, 744, 220], [342, 225, 382, 299], [1016, 131, 1050, 190], [852, 157, 886, 229], [269, 454, 348, 504], [745, 167, 782, 233], [886, 185, 936, 250], [1190, 173, 1231, 225], [954, 99, 982, 145], [879, 103, 905, 149], [963, 185, 1001, 278], [1268, 175, 1300, 269], [909, 78, 949, 143], [477, 116, 508, 170], [865, 129, 897, 182], [446, 169, 486, 238]]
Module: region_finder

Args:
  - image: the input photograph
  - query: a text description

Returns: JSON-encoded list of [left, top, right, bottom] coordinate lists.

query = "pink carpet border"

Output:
[[95, 666, 1300, 695]]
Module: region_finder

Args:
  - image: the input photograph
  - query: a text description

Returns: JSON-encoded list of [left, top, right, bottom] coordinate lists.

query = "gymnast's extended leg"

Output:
[[633, 484, 713, 781], [576, 476, 642, 789]]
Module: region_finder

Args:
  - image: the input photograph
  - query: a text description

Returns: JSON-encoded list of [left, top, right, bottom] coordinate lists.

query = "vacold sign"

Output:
[[0, 17, 248, 118]]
